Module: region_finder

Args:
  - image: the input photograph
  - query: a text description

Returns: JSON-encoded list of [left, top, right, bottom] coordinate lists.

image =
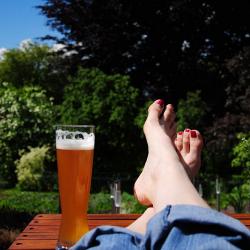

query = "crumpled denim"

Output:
[[71, 205, 250, 250]]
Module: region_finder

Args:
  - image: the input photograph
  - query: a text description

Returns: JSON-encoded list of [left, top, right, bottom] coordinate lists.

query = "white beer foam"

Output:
[[56, 129, 95, 150]]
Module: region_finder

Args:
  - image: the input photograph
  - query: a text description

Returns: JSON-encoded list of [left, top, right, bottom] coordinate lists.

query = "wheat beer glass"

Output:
[[55, 125, 95, 250]]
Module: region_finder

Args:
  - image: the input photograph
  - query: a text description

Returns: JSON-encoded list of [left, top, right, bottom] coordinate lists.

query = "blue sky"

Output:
[[0, 0, 60, 49]]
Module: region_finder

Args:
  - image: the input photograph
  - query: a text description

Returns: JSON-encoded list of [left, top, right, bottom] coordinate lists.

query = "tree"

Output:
[[205, 47, 250, 177], [232, 133, 250, 179], [37, 0, 250, 187], [176, 90, 208, 131], [60, 68, 143, 187], [0, 41, 69, 103], [38, 0, 250, 108], [0, 84, 55, 186]]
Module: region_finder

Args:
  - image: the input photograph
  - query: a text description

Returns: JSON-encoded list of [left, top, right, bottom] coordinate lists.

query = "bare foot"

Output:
[[134, 100, 180, 206], [174, 129, 203, 179]]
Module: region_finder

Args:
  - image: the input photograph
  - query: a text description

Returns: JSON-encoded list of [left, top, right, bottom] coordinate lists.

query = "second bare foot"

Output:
[[175, 129, 203, 179]]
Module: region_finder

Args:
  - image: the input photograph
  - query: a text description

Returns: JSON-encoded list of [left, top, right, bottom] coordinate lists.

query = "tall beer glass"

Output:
[[55, 125, 95, 250]]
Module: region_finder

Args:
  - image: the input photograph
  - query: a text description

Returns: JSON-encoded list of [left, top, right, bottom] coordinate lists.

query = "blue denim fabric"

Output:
[[71, 205, 250, 250]]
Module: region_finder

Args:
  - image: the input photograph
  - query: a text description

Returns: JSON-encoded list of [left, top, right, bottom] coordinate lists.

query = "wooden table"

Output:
[[8, 213, 250, 250], [8, 214, 140, 250]]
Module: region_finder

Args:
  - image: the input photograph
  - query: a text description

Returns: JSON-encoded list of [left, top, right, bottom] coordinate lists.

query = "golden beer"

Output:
[[56, 126, 95, 249]]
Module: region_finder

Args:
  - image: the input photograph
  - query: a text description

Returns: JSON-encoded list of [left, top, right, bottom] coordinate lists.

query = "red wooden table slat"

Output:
[[23, 226, 59, 233], [33, 214, 140, 220], [17, 233, 58, 240], [8, 213, 250, 250], [29, 219, 138, 226]]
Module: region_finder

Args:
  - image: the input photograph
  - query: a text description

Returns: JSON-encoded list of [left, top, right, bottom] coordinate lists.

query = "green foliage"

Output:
[[199, 176, 250, 213], [204, 47, 250, 178], [39, 0, 250, 115], [0, 42, 68, 103], [134, 100, 152, 129], [37, 0, 250, 188], [224, 133, 250, 212], [225, 183, 250, 213], [232, 133, 250, 170], [61, 68, 139, 129], [16, 146, 56, 191], [0, 42, 49, 86], [88, 191, 145, 214], [61, 68, 142, 176], [0, 189, 144, 215], [176, 90, 208, 131], [121, 192, 146, 214], [0, 85, 55, 186], [88, 192, 112, 213], [0, 189, 59, 214]]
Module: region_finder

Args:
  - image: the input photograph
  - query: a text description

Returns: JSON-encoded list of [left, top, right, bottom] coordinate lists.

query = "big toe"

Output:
[[146, 99, 165, 124], [190, 130, 203, 154]]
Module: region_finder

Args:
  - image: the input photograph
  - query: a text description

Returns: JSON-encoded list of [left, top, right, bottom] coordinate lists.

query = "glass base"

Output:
[[56, 242, 72, 250]]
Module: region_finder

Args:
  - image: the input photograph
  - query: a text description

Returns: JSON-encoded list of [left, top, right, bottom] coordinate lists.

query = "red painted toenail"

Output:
[[191, 130, 197, 138], [178, 131, 183, 135], [185, 129, 190, 132], [156, 99, 164, 107]]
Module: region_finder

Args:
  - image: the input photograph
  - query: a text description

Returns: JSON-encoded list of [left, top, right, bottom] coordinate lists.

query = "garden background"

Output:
[[0, 1, 250, 249]]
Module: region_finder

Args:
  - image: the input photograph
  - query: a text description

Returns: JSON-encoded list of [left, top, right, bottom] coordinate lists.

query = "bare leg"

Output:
[[126, 207, 155, 235]]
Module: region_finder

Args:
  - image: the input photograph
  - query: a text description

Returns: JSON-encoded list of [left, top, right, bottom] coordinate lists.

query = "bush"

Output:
[[0, 188, 146, 216], [0, 84, 55, 186], [88, 191, 145, 214], [0, 189, 144, 215], [121, 192, 146, 214], [88, 192, 112, 213], [224, 182, 250, 213], [232, 133, 250, 178], [16, 146, 56, 191]]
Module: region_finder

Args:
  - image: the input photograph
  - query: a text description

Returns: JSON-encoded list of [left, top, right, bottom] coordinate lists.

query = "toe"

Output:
[[162, 104, 176, 132], [182, 129, 190, 154], [147, 99, 165, 122], [190, 130, 203, 153], [175, 131, 183, 151], [163, 104, 175, 123], [162, 104, 177, 137]]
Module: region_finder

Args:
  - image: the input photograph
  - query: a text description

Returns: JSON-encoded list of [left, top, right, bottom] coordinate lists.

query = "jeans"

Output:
[[71, 205, 250, 250]]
